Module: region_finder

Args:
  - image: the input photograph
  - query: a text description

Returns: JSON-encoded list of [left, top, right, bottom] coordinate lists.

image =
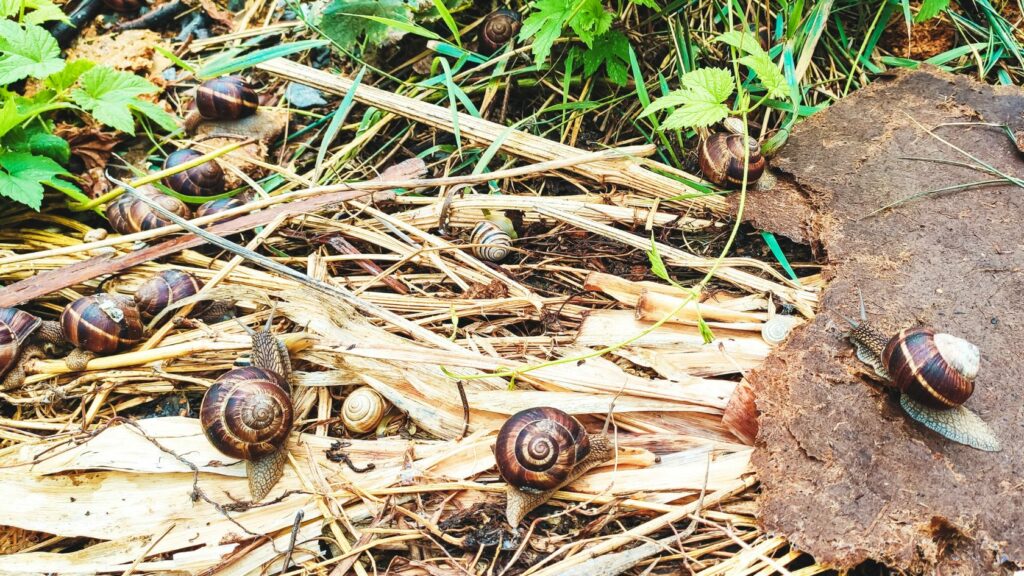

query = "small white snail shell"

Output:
[[342, 386, 389, 434], [761, 315, 800, 346], [470, 221, 513, 262]]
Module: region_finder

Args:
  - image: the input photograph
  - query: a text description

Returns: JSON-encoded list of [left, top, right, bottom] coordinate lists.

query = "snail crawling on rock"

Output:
[[200, 310, 293, 500], [845, 295, 1000, 451], [494, 407, 614, 525], [183, 76, 260, 134]]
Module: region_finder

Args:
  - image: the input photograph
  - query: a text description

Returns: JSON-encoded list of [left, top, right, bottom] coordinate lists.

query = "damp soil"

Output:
[[744, 67, 1024, 574]]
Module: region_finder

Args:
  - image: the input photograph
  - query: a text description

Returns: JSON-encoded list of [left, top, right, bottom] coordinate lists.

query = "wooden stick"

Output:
[[636, 289, 767, 324], [256, 58, 730, 217]]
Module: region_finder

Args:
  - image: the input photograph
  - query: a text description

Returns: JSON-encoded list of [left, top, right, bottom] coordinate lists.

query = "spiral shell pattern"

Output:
[[200, 366, 292, 460], [760, 316, 794, 346], [342, 386, 389, 434], [106, 185, 192, 235], [133, 269, 204, 318], [480, 9, 522, 54], [882, 327, 977, 410], [470, 221, 513, 262], [699, 133, 765, 187], [195, 76, 259, 121], [494, 407, 591, 493], [0, 308, 41, 378], [60, 294, 144, 354], [163, 149, 225, 197]]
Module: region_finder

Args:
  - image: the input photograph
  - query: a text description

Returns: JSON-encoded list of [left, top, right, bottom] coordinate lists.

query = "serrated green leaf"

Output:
[[569, 0, 612, 47], [0, 21, 64, 84], [580, 30, 630, 86], [23, 0, 69, 24], [519, 0, 571, 66], [319, 0, 413, 51], [715, 29, 767, 58], [44, 58, 95, 91], [0, 98, 27, 138], [738, 53, 786, 98], [28, 132, 68, 164], [639, 89, 690, 118], [680, 67, 734, 102], [661, 87, 730, 129], [0, 151, 72, 210], [915, 0, 949, 22], [71, 66, 168, 135], [130, 99, 179, 131]]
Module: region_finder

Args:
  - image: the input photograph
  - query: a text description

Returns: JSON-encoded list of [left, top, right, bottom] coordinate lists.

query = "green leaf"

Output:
[[680, 67, 734, 102], [630, 0, 659, 8], [129, 99, 179, 131], [580, 30, 630, 86], [519, 0, 571, 66], [0, 151, 73, 210], [198, 39, 328, 78], [319, 0, 414, 51], [431, 0, 461, 47], [348, 14, 442, 40], [44, 58, 95, 91], [738, 53, 787, 98], [915, 0, 949, 22], [569, 0, 612, 47], [71, 66, 171, 135], [0, 21, 64, 84], [714, 29, 767, 59], [28, 132, 69, 164], [23, 0, 69, 24], [661, 86, 730, 129], [647, 235, 670, 282], [696, 313, 715, 343]]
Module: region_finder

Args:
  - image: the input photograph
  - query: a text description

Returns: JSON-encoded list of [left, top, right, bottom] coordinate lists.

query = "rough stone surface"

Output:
[[748, 67, 1024, 574]]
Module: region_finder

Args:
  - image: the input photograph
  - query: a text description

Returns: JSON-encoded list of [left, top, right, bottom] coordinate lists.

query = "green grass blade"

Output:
[[198, 39, 328, 78]]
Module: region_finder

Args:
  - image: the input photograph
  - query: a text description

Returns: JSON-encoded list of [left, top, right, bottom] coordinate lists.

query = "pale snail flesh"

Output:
[[470, 220, 513, 263], [342, 386, 389, 434], [846, 305, 999, 451]]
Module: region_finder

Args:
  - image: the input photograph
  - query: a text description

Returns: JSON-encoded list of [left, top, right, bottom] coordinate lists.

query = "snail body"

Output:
[[342, 386, 389, 434], [495, 407, 613, 525], [106, 185, 192, 235], [698, 132, 765, 187], [470, 220, 513, 262], [200, 312, 292, 500], [133, 269, 205, 319], [163, 149, 225, 197], [479, 9, 521, 54], [0, 308, 42, 391], [846, 308, 999, 451], [184, 77, 259, 133]]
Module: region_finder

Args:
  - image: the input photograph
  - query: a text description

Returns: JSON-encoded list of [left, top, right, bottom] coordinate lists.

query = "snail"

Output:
[[200, 311, 293, 500], [845, 296, 1000, 451], [106, 185, 192, 235], [133, 269, 205, 319], [101, 0, 143, 12], [163, 149, 225, 197], [761, 314, 800, 346], [698, 132, 765, 188], [196, 196, 247, 219], [494, 407, 614, 525], [183, 76, 260, 134], [0, 308, 46, 391], [342, 386, 390, 434], [479, 9, 521, 54], [60, 293, 144, 370], [469, 220, 513, 263]]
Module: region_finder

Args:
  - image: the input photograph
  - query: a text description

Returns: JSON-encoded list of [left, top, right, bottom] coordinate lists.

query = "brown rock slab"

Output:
[[748, 67, 1024, 573]]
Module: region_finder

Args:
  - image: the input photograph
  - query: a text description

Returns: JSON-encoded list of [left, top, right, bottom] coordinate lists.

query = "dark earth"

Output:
[[744, 67, 1024, 574]]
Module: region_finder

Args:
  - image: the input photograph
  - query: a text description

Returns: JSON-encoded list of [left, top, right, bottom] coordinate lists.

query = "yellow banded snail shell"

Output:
[[163, 149, 225, 197], [60, 294, 143, 355], [698, 132, 765, 187], [0, 308, 42, 388], [470, 221, 513, 263], [184, 76, 260, 133], [342, 386, 389, 434], [106, 185, 192, 235], [133, 269, 205, 319]]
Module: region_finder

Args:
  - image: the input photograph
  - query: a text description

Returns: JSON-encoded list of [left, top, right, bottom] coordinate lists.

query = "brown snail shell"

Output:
[[342, 386, 389, 434], [106, 185, 192, 235], [195, 76, 259, 121], [470, 221, 513, 262], [881, 327, 977, 410], [698, 133, 765, 187], [494, 407, 591, 493], [196, 196, 246, 219], [163, 149, 225, 197], [0, 308, 42, 380], [60, 294, 144, 355], [479, 9, 521, 54], [133, 269, 205, 319], [200, 366, 293, 461]]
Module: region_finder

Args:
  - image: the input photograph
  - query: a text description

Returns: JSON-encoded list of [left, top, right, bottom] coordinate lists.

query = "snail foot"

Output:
[[64, 349, 95, 371], [899, 394, 1001, 452], [247, 445, 287, 501]]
